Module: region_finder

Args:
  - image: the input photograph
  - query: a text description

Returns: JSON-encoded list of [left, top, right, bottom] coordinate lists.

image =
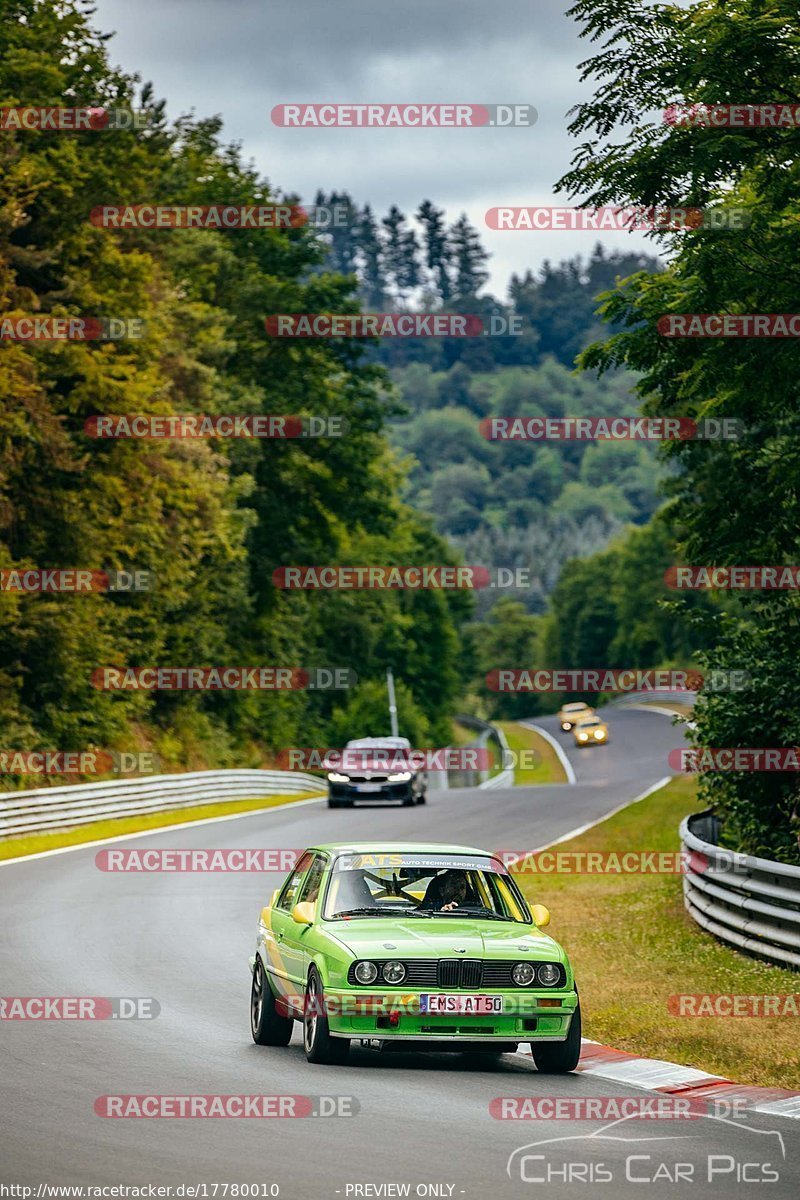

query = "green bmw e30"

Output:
[[249, 842, 581, 1069]]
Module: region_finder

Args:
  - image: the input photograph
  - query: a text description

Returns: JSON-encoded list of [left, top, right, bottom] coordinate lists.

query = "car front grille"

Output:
[[347, 959, 565, 988]]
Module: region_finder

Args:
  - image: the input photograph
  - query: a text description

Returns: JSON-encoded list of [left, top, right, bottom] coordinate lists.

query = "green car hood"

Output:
[[325, 916, 563, 961]]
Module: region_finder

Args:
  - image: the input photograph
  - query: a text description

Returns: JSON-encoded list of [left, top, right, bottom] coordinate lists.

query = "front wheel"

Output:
[[303, 967, 349, 1065], [250, 957, 293, 1046], [531, 1002, 581, 1073]]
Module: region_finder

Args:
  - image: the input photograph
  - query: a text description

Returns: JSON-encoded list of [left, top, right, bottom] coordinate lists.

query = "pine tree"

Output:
[[381, 206, 420, 303], [416, 200, 453, 303], [357, 204, 387, 308], [450, 213, 490, 300]]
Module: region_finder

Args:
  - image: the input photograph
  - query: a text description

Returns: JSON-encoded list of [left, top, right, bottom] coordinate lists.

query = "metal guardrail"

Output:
[[454, 715, 515, 789], [0, 769, 325, 838], [680, 811, 800, 970]]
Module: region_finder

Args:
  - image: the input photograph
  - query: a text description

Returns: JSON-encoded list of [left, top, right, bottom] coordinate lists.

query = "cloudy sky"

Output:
[[91, 0, 660, 295]]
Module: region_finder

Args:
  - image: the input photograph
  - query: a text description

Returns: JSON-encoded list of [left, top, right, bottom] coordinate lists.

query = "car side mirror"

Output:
[[291, 901, 315, 926], [531, 903, 551, 928]]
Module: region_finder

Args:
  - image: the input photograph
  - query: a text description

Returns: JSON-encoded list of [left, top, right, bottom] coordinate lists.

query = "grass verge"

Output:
[[496, 720, 567, 785], [515, 775, 800, 1088], [0, 790, 323, 862]]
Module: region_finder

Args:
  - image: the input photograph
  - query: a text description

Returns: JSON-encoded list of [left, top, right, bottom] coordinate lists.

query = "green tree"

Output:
[[450, 213, 490, 300], [381, 206, 420, 302], [328, 678, 432, 748], [0, 0, 467, 778], [416, 200, 453, 303], [561, 0, 800, 858], [357, 203, 387, 308], [466, 598, 541, 719]]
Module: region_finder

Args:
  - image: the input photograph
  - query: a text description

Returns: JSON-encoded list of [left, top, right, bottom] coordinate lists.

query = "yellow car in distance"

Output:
[[557, 701, 594, 732], [573, 715, 609, 747]]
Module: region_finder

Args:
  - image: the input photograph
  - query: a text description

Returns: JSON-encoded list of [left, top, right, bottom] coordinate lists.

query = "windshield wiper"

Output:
[[433, 910, 508, 920], [332, 907, 396, 918]]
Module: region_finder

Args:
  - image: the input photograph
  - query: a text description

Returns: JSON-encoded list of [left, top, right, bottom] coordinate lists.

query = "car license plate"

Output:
[[419, 994, 504, 1015], [356, 783, 382, 793]]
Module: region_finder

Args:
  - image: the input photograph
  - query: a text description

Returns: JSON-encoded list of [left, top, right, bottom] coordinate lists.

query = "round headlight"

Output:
[[382, 960, 406, 984], [512, 962, 536, 986], [354, 961, 378, 984], [537, 963, 562, 987]]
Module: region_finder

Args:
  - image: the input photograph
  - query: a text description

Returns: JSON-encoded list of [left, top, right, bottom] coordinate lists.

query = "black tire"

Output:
[[531, 1002, 581, 1074], [250, 957, 293, 1046], [303, 967, 349, 1065], [417, 790, 427, 805], [401, 793, 415, 807]]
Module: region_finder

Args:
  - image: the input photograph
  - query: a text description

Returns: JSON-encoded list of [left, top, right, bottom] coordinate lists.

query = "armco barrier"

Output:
[[0, 769, 325, 839], [680, 810, 800, 970], [454, 715, 515, 789]]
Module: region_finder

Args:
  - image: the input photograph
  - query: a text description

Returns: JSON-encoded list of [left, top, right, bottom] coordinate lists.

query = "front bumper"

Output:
[[328, 780, 415, 803], [322, 988, 578, 1042]]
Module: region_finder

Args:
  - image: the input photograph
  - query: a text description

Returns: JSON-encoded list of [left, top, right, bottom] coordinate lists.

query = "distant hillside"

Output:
[[310, 194, 665, 614]]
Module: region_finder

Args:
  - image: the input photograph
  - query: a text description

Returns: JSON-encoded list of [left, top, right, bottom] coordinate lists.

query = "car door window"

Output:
[[275, 853, 313, 912], [296, 854, 327, 909]]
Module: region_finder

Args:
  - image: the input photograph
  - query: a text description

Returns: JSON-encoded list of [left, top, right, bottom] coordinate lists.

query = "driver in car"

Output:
[[420, 869, 468, 912]]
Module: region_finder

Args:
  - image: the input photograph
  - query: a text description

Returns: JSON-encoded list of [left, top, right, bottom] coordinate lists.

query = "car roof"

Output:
[[344, 737, 411, 749], [576, 715, 604, 725], [563, 702, 591, 710], [303, 841, 499, 858]]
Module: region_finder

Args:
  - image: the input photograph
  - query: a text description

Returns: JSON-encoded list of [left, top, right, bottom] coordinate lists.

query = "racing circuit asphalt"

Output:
[[2, 707, 798, 1199]]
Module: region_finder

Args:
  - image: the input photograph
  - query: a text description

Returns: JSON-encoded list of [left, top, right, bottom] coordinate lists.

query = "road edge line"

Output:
[[525, 775, 672, 854], [522, 722, 576, 784]]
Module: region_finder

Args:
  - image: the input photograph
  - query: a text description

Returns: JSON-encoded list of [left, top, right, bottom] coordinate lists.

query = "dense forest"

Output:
[[546, 0, 800, 861], [311, 191, 665, 611], [0, 0, 471, 769], [0, 1, 666, 783], [6, 0, 798, 865]]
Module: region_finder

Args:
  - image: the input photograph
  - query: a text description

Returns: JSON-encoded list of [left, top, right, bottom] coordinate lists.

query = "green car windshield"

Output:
[[323, 852, 531, 924]]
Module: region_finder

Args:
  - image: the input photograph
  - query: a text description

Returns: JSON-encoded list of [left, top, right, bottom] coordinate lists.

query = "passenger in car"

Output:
[[419, 870, 468, 912]]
